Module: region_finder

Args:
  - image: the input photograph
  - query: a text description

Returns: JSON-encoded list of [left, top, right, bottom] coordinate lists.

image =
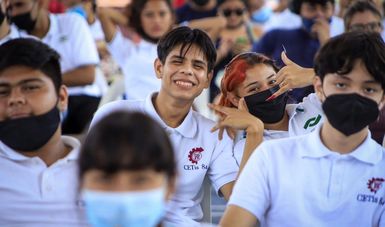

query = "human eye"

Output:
[[268, 79, 277, 85], [22, 83, 41, 92], [0, 87, 10, 97], [364, 87, 378, 94], [144, 12, 154, 18], [335, 82, 346, 89]]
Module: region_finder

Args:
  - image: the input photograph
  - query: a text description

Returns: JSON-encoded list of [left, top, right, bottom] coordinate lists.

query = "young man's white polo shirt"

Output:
[[107, 30, 161, 100], [19, 13, 101, 97], [91, 93, 239, 225], [0, 136, 89, 226], [233, 93, 323, 163], [229, 125, 385, 226]]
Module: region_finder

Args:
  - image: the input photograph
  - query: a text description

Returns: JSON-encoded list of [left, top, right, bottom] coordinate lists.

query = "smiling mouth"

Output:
[[174, 80, 195, 88], [9, 113, 30, 120]]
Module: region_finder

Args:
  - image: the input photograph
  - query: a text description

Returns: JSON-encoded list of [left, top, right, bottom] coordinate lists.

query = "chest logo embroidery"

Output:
[[188, 147, 204, 164], [303, 114, 322, 129], [367, 178, 385, 194]]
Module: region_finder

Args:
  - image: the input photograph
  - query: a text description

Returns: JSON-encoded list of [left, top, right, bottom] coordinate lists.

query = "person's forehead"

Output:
[[350, 10, 381, 23], [168, 44, 207, 61], [0, 66, 51, 83]]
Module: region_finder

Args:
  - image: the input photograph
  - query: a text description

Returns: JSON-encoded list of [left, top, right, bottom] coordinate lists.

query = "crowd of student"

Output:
[[1, 0, 385, 226]]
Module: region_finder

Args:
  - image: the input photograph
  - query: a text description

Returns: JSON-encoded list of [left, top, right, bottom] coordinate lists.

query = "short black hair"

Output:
[[157, 26, 217, 72], [128, 0, 174, 44], [290, 0, 335, 15], [344, 0, 382, 30], [314, 31, 385, 90], [0, 38, 62, 93], [79, 111, 176, 179]]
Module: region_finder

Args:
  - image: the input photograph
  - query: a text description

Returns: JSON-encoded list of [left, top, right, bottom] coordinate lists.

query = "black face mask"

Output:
[[0, 105, 61, 152], [244, 85, 288, 123], [192, 0, 210, 7], [322, 93, 379, 136], [10, 11, 37, 32], [0, 9, 5, 25]]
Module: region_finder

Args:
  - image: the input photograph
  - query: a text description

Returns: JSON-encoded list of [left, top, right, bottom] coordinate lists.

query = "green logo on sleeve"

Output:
[[304, 114, 322, 129]]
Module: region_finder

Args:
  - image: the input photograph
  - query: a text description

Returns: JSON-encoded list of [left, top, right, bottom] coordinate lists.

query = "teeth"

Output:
[[175, 81, 193, 88]]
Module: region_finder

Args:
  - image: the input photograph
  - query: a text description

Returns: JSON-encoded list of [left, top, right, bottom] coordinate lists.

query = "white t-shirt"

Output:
[[19, 13, 101, 97], [90, 93, 239, 225], [263, 9, 344, 37], [0, 136, 89, 226], [233, 93, 323, 163], [229, 125, 385, 227], [107, 30, 161, 100]]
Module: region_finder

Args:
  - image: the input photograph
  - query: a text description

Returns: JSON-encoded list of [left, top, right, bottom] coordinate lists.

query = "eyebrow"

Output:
[[334, 74, 380, 85], [0, 78, 45, 87], [244, 73, 276, 89]]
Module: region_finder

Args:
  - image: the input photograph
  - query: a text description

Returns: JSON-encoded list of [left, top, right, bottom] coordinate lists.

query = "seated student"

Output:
[[209, 52, 323, 163], [0, 38, 88, 225], [79, 111, 176, 227], [220, 31, 385, 227], [90, 26, 262, 225]]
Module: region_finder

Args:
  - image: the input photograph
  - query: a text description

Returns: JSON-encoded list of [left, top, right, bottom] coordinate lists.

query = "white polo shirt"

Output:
[[20, 13, 101, 97], [0, 136, 89, 227], [233, 93, 323, 163], [107, 30, 161, 100], [229, 125, 385, 227], [91, 93, 239, 225]]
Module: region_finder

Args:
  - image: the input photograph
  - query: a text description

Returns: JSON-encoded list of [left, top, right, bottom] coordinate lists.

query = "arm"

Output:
[[62, 65, 95, 87], [97, 7, 128, 42], [209, 99, 264, 199], [220, 205, 260, 227], [188, 16, 226, 41]]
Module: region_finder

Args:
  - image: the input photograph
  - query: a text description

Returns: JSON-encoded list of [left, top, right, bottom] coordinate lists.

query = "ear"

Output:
[[204, 70, 213, 88], [227, 92, 240, 108], [57, 85, 68, 112], [154, 58, 164, 79], [313, 76, 324, 102]]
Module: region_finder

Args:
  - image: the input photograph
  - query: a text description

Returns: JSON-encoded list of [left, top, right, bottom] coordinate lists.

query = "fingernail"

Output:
[[266, 95, 276, 101]]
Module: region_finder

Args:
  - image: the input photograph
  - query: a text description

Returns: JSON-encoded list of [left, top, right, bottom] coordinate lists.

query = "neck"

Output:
[[264, 111, 289, 131], [154, 91, 192, 128], [30, 11, 50, 39], [20, 127, 70, 166], [0, 21, 10, 39], [320, 120, 368, 154]]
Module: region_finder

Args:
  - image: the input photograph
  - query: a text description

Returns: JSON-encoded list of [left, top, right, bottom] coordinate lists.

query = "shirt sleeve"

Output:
[[66, 14, 99, 69], [207, 135, 238, 195], [252, 30, 277, 58], [228, 143, 271, 221]]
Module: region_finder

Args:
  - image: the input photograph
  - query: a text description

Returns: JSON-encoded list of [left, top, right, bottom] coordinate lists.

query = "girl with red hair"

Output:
[[210, 52, 323, 163]]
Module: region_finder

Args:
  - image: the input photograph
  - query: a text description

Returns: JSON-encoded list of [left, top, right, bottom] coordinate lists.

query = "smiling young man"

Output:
[[91, 26, 262, 225], [0, 38, 88, 226], [221, 31, 385, 226]]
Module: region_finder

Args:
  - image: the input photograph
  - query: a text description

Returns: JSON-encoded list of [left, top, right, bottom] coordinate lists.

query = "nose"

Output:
[[180, 63, 193, 76], [7, 88, 26, 107]]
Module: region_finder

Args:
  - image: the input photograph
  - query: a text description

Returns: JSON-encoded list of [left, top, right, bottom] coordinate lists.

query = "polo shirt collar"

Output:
[[302, 124, 382, 165], [144, 93, 197, 138], [0, 135, 80, 162]]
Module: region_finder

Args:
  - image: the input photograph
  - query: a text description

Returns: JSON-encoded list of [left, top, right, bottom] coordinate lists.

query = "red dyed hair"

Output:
[[218, 52, 279, 107]]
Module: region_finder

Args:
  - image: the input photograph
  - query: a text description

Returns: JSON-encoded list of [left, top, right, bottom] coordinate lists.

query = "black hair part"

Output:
[[290, 0, 335, 14], [79, 111, 176, 179], [157, 26, 217, 72], [314, 31, 385, 90], [0, 38, 62, 93], [128, 0, 174, 44]]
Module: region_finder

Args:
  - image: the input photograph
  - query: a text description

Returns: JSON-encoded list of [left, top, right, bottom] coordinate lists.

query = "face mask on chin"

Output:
[[322, 93, 380, 136], [244, 85, 289, 124], [0, 105, 61, 152]]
